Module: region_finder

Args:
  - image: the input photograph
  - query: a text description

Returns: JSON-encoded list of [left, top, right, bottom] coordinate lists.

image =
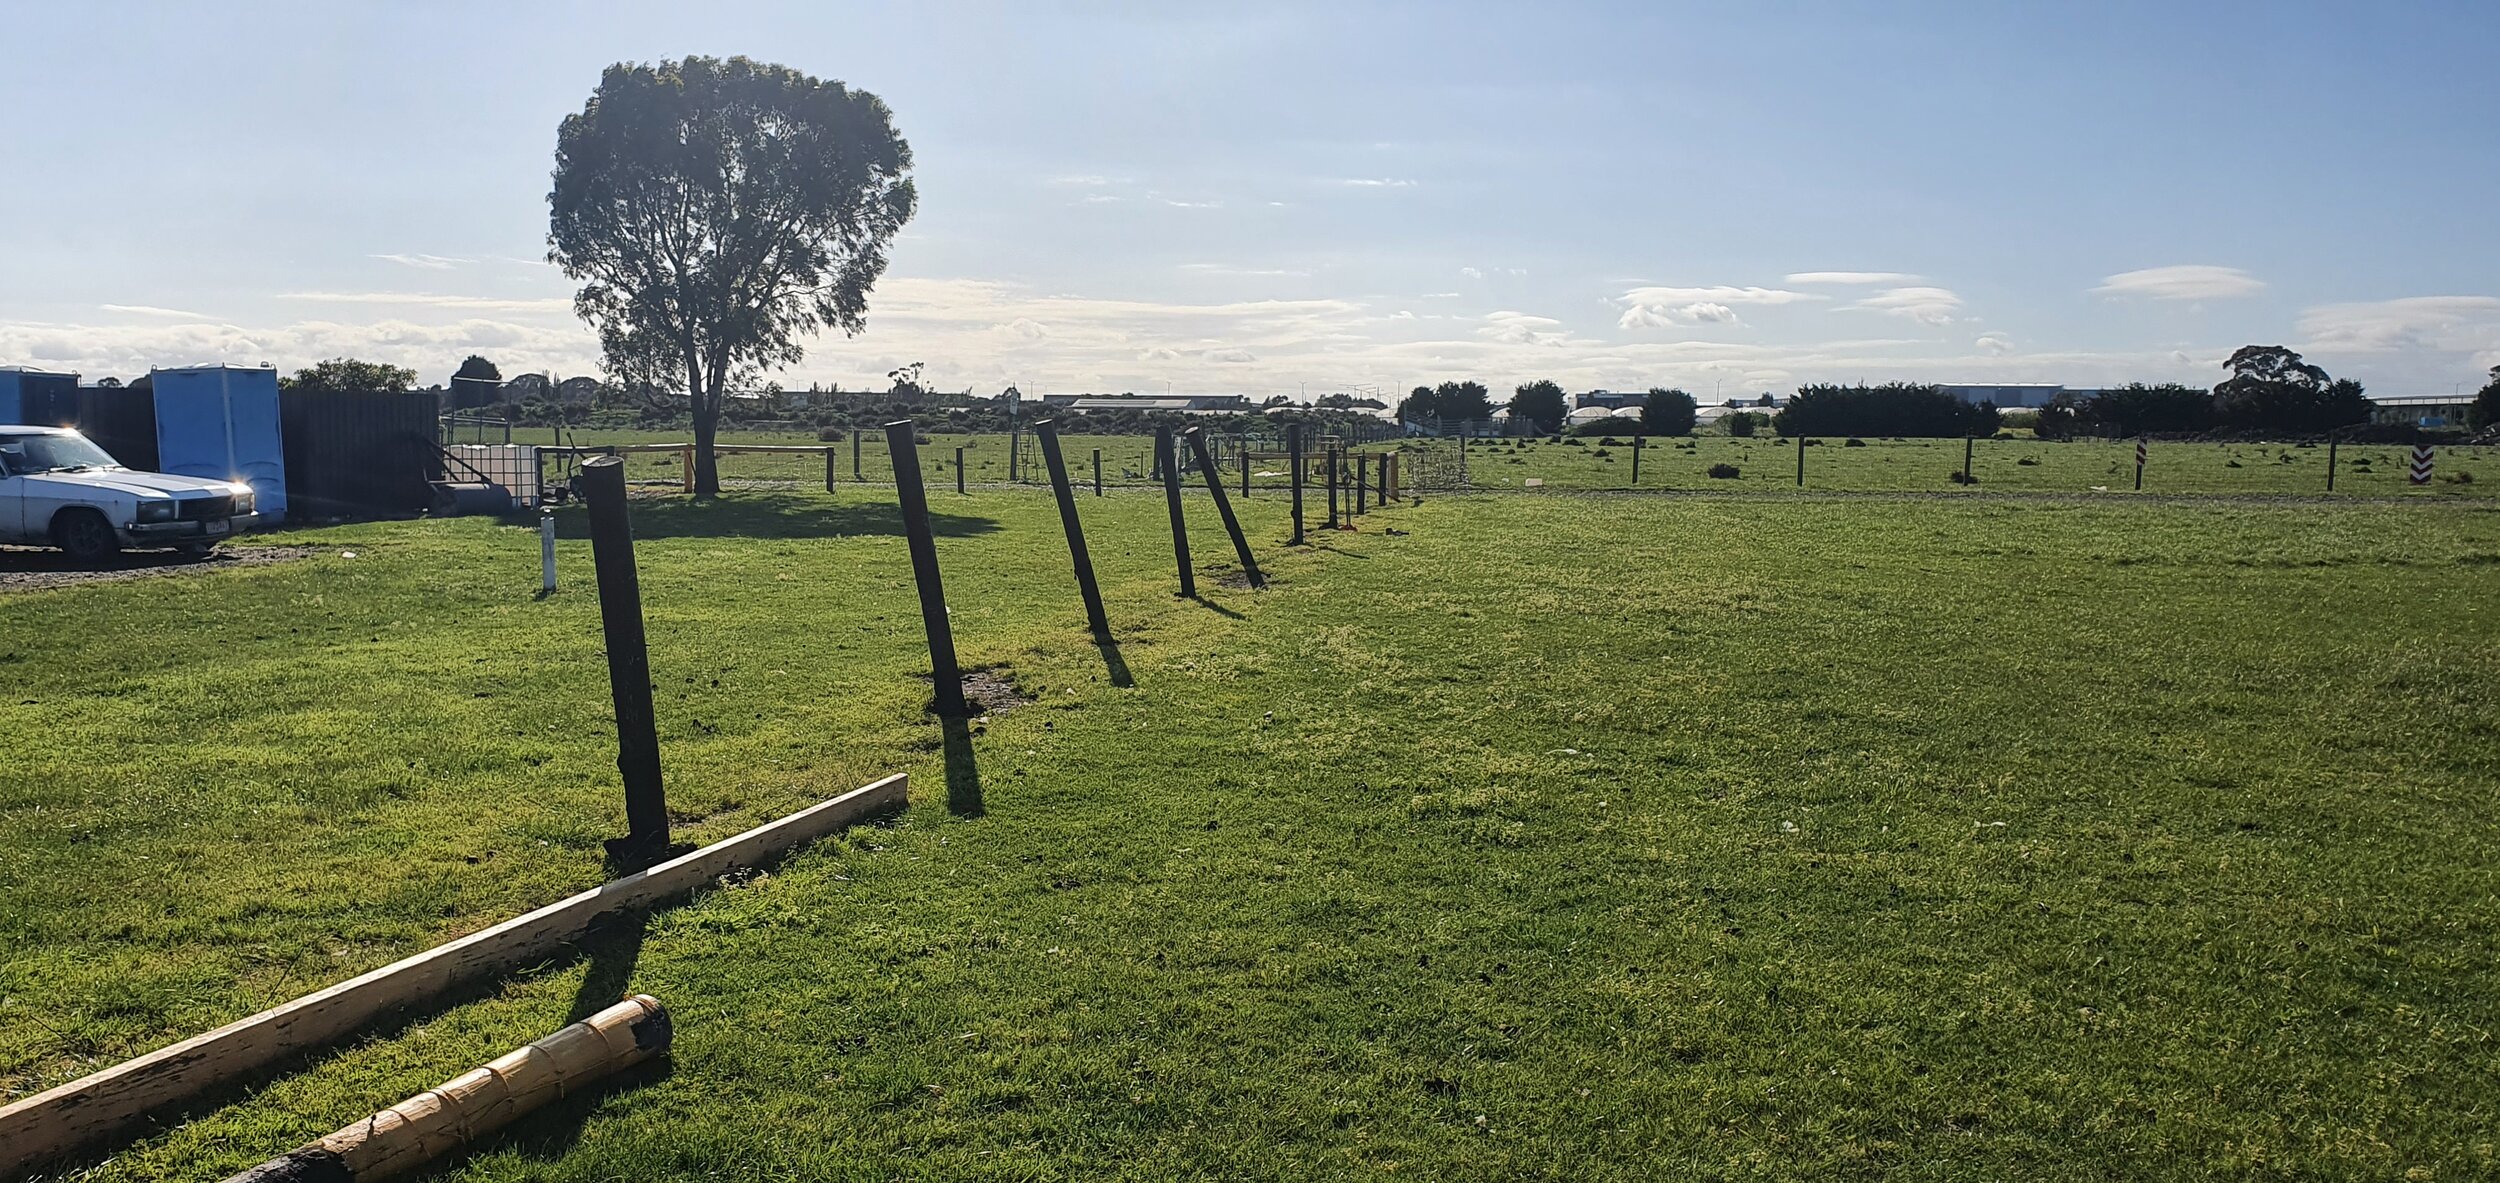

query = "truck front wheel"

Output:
[[51, 509, 121, 564]]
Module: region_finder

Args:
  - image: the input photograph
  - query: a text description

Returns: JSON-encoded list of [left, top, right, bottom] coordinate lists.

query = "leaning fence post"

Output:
[[1288, 424, 1307, 545], [885, 422, 965, 717], [1187, 427, 1264, 588], [577, 456, 671, 868], [1157, 426, 1196, 597], [1036, 421, 1111, 635]]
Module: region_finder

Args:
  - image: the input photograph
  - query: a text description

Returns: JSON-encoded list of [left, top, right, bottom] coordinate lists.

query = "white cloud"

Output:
[[99, 304, 215, 320], [1078, 194, 1121, 204], [1420, 292, 1460, 299], [1137, 346, 1181, 361], [0, 316, 597, 381], [995, 317, 1050, 340], [1477, 311, 1575, 346], [1616, 285, 1815, 329], [1785, 271, 1920, 286], [1046, 174, 1119, 187], [2093, 265, 2266, 301], [1159, 198, 1223, 209], [372, 253, 471, 271], [1337, 178, 1416, 188], [1459, 267, 1483, 280], [2296, 296, 2500, 357], [1975, 332, 2015, 355], [277, 291, 574, 313], [1851, 286, 1964, 326], [1204, 347, 1258, 363]]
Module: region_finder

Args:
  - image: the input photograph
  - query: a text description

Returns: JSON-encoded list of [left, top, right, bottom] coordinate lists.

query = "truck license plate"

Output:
[[205, 521, 229, 536]]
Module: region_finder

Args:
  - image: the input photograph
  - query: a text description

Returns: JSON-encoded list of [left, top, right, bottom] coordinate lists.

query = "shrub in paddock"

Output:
[[2017, 457, 2040, 466], [1844, 437, 1868, 447], [1707, 463, 1741, 479], [817, 427, 846, 442]]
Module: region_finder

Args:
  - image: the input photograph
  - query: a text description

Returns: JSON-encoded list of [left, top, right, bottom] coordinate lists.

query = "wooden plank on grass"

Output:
[[0, 773, 907, 1178]]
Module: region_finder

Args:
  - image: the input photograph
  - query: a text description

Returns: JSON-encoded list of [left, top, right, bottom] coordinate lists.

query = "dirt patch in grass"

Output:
[[961, 668, 1035, 716], [0, 545, 321, 593]]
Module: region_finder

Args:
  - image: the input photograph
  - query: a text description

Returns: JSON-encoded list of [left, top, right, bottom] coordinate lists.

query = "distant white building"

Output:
[[2370, 394, 2477, 427]]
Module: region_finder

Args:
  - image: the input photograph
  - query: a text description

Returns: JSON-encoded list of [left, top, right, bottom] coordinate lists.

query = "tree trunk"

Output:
[[686, 352, 720, 498], [692, 409, 720, 498]]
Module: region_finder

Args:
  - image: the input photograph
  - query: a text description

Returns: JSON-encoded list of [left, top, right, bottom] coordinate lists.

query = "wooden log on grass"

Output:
[[220, 995, 672, 1183], [0, 774, 906, 1178]]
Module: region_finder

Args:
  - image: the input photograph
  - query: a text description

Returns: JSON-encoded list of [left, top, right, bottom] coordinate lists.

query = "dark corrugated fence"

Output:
[[279, 390, 443, 520]]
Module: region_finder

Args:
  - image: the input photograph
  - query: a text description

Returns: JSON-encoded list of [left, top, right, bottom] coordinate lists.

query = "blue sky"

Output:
[[4, 0, 2495, 398]]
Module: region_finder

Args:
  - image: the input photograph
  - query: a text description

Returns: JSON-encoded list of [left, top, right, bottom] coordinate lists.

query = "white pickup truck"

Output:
[[0, 426, 261, 561]]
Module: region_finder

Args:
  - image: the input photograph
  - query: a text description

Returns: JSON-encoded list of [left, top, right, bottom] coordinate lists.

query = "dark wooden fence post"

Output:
[[1092, 448, 1103, 496], [1963, 437, 1975, 483], [1355, 453, 1368, 515], [955, 446, 966, 495], [1157, 426, 1196, 597], [2326, 439, 2338, 492], [1241, 441, 1252, 498], [2134, 438, 2146, 491], [1631, 435, 1643, 486], [1036, 421, 1111, 635], [825, 447, 837, 494], [1326, 445, 1341, 529], [1288, 424, 1307, 545], [1187, 427, 1264, 588], [577, 456, 670, 868], [1797, 438, 1807, 486], [852, 431, 863, 482], [885, 422, 965, 717]]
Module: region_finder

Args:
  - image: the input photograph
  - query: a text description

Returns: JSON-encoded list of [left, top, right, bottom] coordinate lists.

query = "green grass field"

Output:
[[4, 484, 2497, 1180], [1420, 434, 2500, 498]]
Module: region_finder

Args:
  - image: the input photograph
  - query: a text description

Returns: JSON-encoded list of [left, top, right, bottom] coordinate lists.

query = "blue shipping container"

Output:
[[0, 367, 78, 425], [150, 365, 288, 518]]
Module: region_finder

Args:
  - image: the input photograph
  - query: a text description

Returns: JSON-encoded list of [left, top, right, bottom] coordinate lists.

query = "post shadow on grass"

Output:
[[1093, 635, 1135, 688], [548, 493, 1000, 542], [941, 715, 984, 817], [564, 908, 650, 1024]]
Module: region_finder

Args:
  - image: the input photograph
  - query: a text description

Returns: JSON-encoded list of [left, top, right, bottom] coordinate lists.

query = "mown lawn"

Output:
[[3, 485, 2496, 1180]]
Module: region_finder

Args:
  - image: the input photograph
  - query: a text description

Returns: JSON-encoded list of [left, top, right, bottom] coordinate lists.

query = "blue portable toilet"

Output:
[[150, 365, 288, 518], [0, 366, 78, 425]]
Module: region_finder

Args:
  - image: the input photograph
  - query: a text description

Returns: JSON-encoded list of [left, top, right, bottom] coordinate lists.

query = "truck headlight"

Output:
[[136, 499, 176, 523], [231, 487, 255, 515]]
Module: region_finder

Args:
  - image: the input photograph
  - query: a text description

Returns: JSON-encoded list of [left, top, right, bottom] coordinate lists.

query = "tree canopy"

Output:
[[2470, 365, 2500, 430], [548, 55, 916, 495], [452, 355, 502, 384], [1772, 383, 1998, 438], [281, 358, 418, 394], [1396, 380, 1495, 425], [2210, 345, 2369, 434], [1508, 380, 1567, 434], [1640, 388, 1697, 436]]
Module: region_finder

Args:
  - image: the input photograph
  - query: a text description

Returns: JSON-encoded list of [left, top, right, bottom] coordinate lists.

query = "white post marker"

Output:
[[2411, 444, 2434, 486], [539, 506, 558, 593]]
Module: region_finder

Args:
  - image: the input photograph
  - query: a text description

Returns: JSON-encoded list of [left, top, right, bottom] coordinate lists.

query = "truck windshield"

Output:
[[0, 433, 123, 474]]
